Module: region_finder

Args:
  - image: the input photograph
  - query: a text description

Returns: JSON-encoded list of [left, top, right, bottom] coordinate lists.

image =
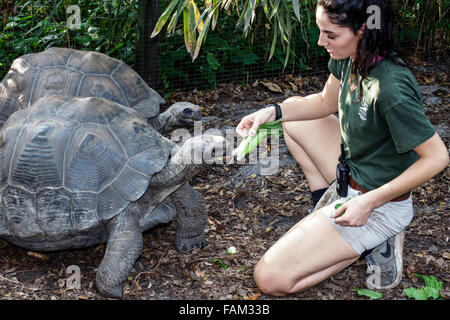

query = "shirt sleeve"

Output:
[[384, 100, 436, 154], [328, 58, 341, 80]]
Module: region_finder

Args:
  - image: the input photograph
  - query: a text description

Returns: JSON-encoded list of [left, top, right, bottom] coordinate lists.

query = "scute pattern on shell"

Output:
[[0, 47, 164, 127], [0, 96, 174, 238]]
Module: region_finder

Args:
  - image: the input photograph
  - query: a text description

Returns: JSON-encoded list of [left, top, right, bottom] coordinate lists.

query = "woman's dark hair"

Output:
[[317, 0, 403, 100]]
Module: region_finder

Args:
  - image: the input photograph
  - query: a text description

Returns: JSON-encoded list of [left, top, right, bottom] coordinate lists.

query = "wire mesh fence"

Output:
[[136, 0, 440, 94], [0, 0, 447, 95]]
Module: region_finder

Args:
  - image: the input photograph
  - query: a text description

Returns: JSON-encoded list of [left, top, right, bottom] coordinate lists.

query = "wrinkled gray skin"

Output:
[[0, 47, 201, 133], [150, 101, 202, 133], [0, 96, 226, 299]]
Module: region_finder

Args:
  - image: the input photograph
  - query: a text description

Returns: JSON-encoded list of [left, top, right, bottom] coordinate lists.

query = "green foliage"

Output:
[[153, 0, 449, 65], [152, 0, 318, 65], [212, 258, 228, 269], [157, 28, 262, 90], [0, 0, 138, 78], [394, 0, 449, 53], [355, 288, 383, 300], [403, 274, 443, 300], [153, 0, 447, 91], [0, 0, 447, 92], [155, 0, 325, 90]]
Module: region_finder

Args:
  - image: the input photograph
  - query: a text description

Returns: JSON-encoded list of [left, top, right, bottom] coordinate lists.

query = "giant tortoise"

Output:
[[0, 47, 202, 132], [0, 95, 225, 298]]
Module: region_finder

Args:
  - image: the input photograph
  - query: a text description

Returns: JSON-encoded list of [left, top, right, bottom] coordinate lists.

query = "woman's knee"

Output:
[[253, 259, 293, 297], [282, 120, 302, 141], [282, 121, 309, 157], [282, 115, 338, 141]]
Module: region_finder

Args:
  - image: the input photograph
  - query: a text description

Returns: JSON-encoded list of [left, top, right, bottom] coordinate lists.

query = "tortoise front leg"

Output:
[[170, 183, 206, 251], [96, 206, 143, 299]]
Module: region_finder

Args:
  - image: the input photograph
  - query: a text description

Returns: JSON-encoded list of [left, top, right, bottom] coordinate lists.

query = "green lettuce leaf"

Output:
[[403, 274, 443, 300], [355, 288, 383, 300], [233, 119, 283, 161]]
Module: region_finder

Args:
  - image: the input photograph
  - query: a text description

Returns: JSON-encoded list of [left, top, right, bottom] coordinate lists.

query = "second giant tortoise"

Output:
[[0, 47, 202, 131], [0, 95, 225, 298]]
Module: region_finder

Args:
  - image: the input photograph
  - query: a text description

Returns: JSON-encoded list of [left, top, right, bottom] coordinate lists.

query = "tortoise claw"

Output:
[[174, 234, 206, 252], [96, 274, 124, 299]]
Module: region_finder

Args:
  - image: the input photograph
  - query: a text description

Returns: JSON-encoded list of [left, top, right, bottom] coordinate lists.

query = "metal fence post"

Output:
[[136, 0, 160, 89]]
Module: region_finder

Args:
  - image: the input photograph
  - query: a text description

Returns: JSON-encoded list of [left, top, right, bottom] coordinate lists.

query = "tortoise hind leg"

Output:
[[170, 183, 206, 251], [96, 206, 143, 299]]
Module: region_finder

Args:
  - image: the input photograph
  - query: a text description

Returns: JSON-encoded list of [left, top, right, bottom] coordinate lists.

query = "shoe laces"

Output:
[[365, 255, 376, 272]]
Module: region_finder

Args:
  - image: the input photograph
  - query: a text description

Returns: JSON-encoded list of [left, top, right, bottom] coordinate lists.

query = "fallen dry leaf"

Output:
[[406, 265, 419, 283], [289, 82, 298, 92], [246, 293, 262, 300], [27, 251, 49, 261], [260, 81, 283, 93]]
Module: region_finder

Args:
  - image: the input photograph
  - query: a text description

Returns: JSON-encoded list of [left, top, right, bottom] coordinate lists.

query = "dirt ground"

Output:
[[0, 53, 448, 301]]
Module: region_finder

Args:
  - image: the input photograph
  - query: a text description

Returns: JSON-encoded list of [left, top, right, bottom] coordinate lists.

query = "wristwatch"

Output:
[[265, 103, 282, 120]]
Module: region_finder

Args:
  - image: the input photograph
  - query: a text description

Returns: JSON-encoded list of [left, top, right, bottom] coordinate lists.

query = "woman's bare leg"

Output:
[[254, 99, 351, 296], [254, 208, 359, 296], [282, 114, 341, 191]]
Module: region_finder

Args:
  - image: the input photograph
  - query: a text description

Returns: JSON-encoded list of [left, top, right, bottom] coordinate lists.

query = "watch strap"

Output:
[[266, 103, 282, 120]]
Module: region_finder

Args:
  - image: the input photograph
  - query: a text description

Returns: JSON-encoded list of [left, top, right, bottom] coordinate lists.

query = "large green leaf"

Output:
[[167, 1, 189, 34], [193, 7, 216, 60], [355, 288, 383, 300], [403, 274, 443, 300], [183, 1, 197, 58], [151, 0, 180, 37]]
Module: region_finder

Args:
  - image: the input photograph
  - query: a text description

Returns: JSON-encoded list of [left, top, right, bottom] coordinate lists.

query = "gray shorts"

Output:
[[319, 183, 414, 255]]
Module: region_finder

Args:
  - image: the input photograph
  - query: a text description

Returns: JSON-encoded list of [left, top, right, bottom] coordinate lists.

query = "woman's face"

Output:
[[315, 5, 363, 60]]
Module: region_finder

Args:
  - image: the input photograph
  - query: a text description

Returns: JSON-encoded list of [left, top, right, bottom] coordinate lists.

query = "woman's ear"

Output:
[[357, 23, 367, 38]]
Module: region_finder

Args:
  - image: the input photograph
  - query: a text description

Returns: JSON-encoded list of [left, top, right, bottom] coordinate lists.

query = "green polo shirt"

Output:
[[328, 57, 436, 190]]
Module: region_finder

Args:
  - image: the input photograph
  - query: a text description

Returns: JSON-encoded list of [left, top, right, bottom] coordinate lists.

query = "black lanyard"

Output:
[[336, 141, 349, 197]]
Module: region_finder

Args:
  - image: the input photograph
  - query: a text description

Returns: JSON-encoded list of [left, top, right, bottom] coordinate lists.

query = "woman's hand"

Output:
[[331, 193, 376, 227], [235, 106, 276, 138]]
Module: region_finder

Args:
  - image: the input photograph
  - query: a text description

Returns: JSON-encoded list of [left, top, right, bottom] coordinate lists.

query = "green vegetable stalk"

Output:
[[232, 119, 283, 161]]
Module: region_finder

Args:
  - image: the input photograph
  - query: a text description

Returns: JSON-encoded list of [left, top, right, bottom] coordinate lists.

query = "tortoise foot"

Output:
[[174, 234, 206, 252], [96, 273, 124, 299]]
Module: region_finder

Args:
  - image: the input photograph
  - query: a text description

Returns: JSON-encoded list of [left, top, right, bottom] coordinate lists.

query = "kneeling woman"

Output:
[[235, 0, 448, 296]]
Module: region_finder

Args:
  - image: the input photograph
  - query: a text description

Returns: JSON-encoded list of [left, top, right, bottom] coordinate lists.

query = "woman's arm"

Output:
[[333, 132, 448, 226], [368, 132, 449, 207], [235, 73, 340, 137], [279, 73, 341, 121]]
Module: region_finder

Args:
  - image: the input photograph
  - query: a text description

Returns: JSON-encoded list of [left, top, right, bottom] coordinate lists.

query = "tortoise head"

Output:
[[166, 102, 202, 127]]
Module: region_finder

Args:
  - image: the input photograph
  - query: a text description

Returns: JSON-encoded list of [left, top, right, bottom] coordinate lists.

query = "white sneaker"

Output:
[[365, 230, 405, 290]]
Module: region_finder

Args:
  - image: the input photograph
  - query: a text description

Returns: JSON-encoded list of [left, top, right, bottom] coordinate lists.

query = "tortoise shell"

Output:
[[0, 95, 174, 239], [0, 47, 165, 126]]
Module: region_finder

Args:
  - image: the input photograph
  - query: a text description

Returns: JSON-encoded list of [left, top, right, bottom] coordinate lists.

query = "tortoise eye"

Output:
[[183, 108, 193, 117]]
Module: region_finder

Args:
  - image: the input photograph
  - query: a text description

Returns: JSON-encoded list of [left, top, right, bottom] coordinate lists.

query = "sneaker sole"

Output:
[[369, 231, 405, 290], [387, 230, 405, 289]]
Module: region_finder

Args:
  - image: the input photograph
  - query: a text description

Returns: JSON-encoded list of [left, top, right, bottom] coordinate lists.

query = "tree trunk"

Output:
[[1, 0, 16, 31], [136, 0, 159, 89]]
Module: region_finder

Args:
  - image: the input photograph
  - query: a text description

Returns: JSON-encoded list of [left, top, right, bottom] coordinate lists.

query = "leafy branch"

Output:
[[151, 0, 306, 66]]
